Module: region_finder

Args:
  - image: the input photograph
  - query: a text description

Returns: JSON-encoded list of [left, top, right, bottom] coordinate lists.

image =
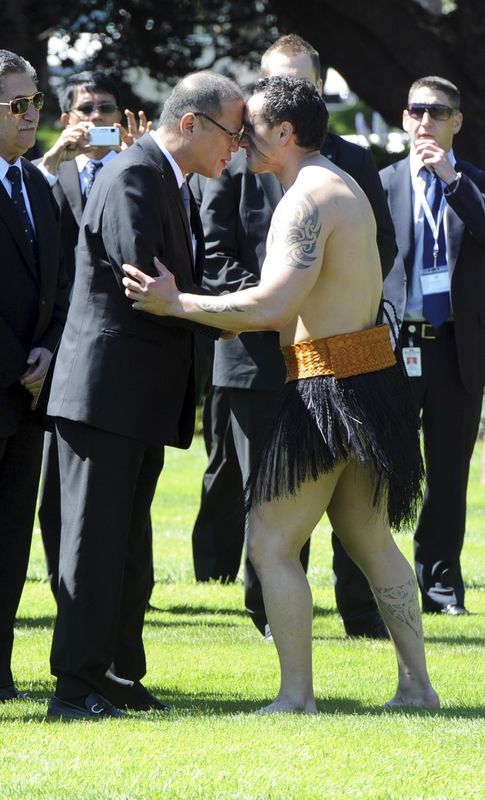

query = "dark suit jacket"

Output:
[[381, 156, 485, 393], [0, 158, 69, 437], [48, 133, 219, 449], [190, 132, 396, 391]]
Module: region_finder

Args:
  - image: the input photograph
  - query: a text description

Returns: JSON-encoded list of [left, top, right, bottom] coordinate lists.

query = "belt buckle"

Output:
[[421, 323, 436, 339]]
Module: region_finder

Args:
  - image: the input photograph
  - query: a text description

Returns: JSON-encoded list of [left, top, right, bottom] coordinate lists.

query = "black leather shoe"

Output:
[[346, 623, 391, 640], [441, 604, 471, 616], [125, 693, 171, 711], [48, 692, 125, 719], [0, 686, 32, 702]]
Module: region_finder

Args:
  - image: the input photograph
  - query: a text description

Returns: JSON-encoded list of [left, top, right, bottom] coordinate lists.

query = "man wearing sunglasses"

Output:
[[381, 76, 485, 616], [33, 71, 152, 601], [0, 50, 69, 702]]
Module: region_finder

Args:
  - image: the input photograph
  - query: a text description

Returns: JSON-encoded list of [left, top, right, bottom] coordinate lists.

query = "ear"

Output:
[[61, 112, 70, 128], [278, 121, 294, 145], [402, 109, 411, 133], [453, 111, 463, 135], [180, 112, 196, 139]]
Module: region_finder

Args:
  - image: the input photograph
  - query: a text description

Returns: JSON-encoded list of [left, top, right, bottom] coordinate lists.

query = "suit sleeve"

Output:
[[444, 168, 485, 244], [354, 147, 397, 279], [196, 168, 262, 294]]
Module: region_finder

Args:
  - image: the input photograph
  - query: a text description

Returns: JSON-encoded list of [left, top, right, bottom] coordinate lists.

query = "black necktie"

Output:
[[180, 181, 191, 224], [6, 165, 37, 265], [422, 170, 450, 328], [85, 160, 103, 199]]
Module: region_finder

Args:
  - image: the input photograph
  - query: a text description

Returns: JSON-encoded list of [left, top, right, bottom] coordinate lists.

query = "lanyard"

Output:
[[413, 173, 447, 269]]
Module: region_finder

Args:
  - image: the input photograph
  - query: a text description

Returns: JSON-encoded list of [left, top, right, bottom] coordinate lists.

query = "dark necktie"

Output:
[[422, 170, 450, 328], [85, 160, 103, 199], [180, 180, 191, 224], [6, 165, 37, 265]]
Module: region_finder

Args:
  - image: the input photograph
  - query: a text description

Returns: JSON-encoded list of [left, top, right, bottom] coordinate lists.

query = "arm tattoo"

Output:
[[272, 191, 321, 270], [373, 578, 423, 640], [194, 298, 244, 315]]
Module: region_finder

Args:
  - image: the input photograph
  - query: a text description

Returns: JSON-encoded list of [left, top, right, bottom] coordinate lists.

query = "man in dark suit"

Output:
[[46, 70, 244, 719], [382, 76, 485, 615], [190, 34, 396, 640], [34, 71, 151, 596], [0, 50, 69, 701]]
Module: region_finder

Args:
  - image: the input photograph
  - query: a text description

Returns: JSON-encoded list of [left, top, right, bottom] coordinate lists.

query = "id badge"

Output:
[[402, 347, 422, 377], [421, 267, 450, 296]]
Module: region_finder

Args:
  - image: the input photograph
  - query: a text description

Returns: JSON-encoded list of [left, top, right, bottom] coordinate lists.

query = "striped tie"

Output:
[[7, 166, 37, 266]]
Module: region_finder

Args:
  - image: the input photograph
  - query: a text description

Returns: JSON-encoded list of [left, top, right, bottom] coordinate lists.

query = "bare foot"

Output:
[[255, 698, 317, 714], [383, 685, 440, 709]]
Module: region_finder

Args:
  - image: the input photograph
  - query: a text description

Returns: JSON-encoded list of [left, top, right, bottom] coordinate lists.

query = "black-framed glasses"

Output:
[[0, 91, 44, 116], [71, 103, 119, 116], [407, 103, 459, 121], [194, 112, 244, 144]]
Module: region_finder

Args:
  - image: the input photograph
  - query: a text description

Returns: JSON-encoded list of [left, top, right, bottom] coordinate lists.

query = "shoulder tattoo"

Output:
[[272, 191, 321, 270]]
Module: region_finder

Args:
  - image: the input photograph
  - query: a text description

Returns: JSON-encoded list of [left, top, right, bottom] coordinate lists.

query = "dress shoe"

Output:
[[0, 686, 32, 702], [346, 622, 391, 640], [125, 693, 171, 711], [48, 692, 125, 719], [441, 604, 471, 616]]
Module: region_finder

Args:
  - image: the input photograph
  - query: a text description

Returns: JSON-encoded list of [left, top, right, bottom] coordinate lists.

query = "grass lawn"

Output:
[[2, 434, 485, 799]]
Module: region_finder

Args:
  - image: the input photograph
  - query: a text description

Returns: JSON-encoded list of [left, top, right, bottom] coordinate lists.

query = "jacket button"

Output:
[[185, 359, 192, 366], [40, 296, 46, 306]]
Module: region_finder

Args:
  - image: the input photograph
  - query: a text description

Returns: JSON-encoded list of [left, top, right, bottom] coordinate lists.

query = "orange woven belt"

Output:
[[281, 325, 396, 382]]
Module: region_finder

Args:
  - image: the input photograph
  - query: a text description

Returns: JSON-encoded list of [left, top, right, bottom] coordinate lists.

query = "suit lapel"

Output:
[[388, 158, 415, 283], [58, 160, 84, 225], [0, 173, 38, 282], [24, 165, 49, 287]]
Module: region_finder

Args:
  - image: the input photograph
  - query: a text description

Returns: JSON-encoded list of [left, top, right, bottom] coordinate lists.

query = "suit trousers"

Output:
[[406, 330, 483, 611], [51, 417, 164, 704], [0, 400, 44, 686]]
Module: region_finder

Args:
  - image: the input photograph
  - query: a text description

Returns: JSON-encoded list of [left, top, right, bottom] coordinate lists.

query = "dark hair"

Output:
[[261, 35, 321, 83], [159, 70, 242, 130], [408, 76, 460, 110], [57, 71, 121, 114], [253, 76, 328, 151], [0, 50, 37, 97]]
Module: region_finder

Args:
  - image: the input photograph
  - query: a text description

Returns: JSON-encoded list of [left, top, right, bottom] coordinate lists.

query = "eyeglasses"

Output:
[[194, 112, 244, 144], [407, 103, 459, 121], [70, 103, 119, 116], [0, 91, 44, 116]]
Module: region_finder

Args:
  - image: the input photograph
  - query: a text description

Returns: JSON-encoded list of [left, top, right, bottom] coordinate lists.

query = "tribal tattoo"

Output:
[[272, 191, 321, 270], [194, 298, 244, 315], [374, 577, 423, 639]]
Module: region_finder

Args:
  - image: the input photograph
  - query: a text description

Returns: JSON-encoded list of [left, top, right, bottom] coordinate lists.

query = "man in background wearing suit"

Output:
[[46, 70, 244, 719], [35, 71, 151, 597], [190, 34, 396, 640], [382, 76, 485, 615], [0, 50, 68, 701]]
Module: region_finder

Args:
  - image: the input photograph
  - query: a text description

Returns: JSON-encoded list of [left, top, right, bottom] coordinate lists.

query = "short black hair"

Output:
[[0, 50, 37, 97], [408, 76, 460, 110], [57, 71, 121, 114], [159, 70, 242, 130], [261, 35, 321, 83], [253, 76, 328, 151]]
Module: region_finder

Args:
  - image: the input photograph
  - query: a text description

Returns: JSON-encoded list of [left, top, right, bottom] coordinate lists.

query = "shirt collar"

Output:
[[149, 130, 185, 188], [75, 149, 118, 174], [0, 155, 22, 182]]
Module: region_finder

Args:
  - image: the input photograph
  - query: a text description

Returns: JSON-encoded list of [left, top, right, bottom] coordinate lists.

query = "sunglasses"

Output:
[[407, 103, 459, 121], [194, 111, 245, 144], [71, 103, 119, 116], [0, 91, 44, 116]]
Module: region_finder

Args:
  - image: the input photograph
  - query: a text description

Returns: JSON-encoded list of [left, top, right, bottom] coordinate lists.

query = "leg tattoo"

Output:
[[374, 578, 423, 639]]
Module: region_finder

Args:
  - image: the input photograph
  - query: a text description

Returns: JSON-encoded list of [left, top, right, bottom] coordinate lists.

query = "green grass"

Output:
[[3, 435, 485, 799]]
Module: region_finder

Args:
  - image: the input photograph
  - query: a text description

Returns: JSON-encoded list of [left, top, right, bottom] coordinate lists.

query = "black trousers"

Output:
[[0, 400, 44, 686], [405, 330, 483, 611], [51, 418, 163, 705]]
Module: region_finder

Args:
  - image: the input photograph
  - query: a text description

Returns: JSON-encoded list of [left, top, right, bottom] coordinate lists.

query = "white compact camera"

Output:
[[89, 126, 121, 146]]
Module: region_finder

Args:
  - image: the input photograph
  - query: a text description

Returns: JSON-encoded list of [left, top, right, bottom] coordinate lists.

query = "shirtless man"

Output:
[[123, 76, 440, 713]]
